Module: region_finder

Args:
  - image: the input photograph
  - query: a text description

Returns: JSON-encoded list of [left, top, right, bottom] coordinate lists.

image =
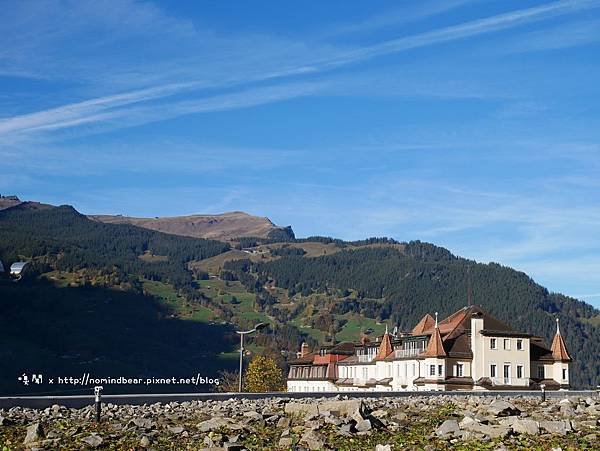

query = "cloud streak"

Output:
[[2, 0, 598, 141], [310, 0, 600, 70]]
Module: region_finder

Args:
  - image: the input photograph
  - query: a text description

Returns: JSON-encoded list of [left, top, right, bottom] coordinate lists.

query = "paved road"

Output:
[[1, 390, 598, 409]]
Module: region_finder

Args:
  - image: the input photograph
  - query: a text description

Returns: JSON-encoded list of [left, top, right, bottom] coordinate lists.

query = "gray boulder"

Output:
[[169, 425, 185, 434], [278, 436, 293, 447], [436, 419, 460, 437], [540, 420, 572, 435], [82, 434, 103, 448], [284, 402, 318, 417], [319, 400, 360, 417], [488, 400, 520, 417], [512, 419, 540, 435], [0, 416, 13, 426], [139, 435, 151, 447], [355, 419, 372, 432], [23, 422, 44, 445], [198, 417, 231, 432], [300, 429, 326, 450]]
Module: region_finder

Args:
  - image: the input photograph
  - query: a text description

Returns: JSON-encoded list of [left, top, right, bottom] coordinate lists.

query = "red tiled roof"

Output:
[[419, 306, 516, 340], [412, 314, 436, 335], [287, 354, 317, 365], [551, 330, 571, 362], [421, 326, 446, 358], [374, 332, 393, 360]]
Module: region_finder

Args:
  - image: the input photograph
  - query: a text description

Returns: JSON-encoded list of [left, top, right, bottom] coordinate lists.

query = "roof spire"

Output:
[[374, 325, 393, 360], [435, 312, 439, 328], [551, 317, 571, 362], [422, 318, 446, 358]]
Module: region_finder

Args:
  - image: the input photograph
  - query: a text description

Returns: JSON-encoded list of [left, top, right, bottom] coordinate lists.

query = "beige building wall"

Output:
[[477, 335, 531, 386]]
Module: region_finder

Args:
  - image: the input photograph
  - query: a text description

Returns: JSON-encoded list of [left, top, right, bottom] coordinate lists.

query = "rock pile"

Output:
[[0, 394, 599, 450]]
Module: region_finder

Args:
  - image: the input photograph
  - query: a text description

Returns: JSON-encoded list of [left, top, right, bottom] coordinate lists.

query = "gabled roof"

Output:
[[550, 319, 571, 362], [412, 314, 436, 335], [443, 333, 473, 359], [419, 305, 517, 340], [288, 353, 316, 365]]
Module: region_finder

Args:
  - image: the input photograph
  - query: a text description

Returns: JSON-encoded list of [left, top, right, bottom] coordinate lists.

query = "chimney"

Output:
[[300, 342, 309, 358]]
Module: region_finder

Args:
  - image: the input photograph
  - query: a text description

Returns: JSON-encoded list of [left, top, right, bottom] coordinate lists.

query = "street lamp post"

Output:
[[236, 322, 268, 392]]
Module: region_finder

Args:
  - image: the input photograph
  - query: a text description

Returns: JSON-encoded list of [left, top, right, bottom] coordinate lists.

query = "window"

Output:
[[438, 365, 443, 376], [429, 365, 436, 376], [517, 365, 523, 379], [516, 339, 523, 350], [490, 338, 497, 349], [504, 339, 510, 350], [503, 364, 511, 383], [537, 366, 545, 379], [562, 368, 567, 380], [362, 368, 368, 379], [456, 363, 464, 377], [490, 364, 497, 378]]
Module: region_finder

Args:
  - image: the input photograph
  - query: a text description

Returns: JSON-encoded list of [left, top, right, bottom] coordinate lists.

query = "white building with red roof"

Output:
[[287, 305, 571, 392]]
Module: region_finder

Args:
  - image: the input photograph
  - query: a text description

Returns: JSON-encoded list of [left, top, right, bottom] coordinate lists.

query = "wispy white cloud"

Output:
[[0, 81, 325, 141], [321, 0, 475, 38], [507, 18, 600, 53], [3, 0, 598, 141], [309, 0, 600, 71]]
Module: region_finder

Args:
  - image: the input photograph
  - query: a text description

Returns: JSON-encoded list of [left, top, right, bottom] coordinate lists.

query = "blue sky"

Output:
[[1, 0, 600, 307]]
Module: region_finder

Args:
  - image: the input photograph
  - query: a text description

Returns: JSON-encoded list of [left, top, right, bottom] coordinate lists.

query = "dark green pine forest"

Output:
[[1, 202, 599, 393]]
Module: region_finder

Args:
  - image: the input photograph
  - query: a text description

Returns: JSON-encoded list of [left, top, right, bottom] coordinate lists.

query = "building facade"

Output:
[[287, 305, 571, 392]]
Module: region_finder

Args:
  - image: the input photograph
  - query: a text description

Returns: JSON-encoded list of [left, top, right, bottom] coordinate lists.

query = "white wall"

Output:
[[474, 332, 530, 386]]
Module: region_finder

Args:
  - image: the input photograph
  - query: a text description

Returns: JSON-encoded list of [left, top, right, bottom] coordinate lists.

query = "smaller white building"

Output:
[[10, 261, 29, 279]]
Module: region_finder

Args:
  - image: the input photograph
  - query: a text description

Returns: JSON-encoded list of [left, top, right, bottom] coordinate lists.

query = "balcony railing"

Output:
[[394, 348, 423, 358], [489, 377, 529, 386], [357, 354, 375, 363]]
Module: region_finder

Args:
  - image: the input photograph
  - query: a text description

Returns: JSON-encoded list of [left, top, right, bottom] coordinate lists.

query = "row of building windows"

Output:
[[489, 363, 524, 379], [288, 366, 326, 379], [490, 338, 524, 351], [289, 385, 330, 392]]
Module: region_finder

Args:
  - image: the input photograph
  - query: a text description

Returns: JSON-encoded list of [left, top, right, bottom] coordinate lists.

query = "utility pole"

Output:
[[467, 265, 473, 307], [236, 322, 268, 392]]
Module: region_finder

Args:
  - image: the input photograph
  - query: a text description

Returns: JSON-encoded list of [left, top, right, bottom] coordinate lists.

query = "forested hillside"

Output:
[[0, 203, 229, 289], [1, 202, 598, 391]]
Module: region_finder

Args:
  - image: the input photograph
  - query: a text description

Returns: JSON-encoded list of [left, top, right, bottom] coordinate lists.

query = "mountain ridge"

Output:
[[0, 195, 292, 242], [89, 210, 285, 241]]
